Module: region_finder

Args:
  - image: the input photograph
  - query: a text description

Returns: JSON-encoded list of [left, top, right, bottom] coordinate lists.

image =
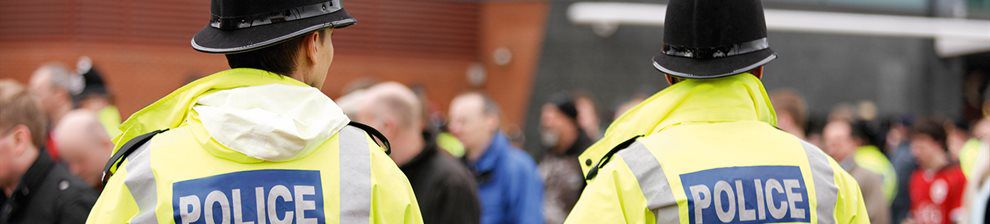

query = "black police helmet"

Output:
[[192, 0, 355, 54], [652, 0, 777, 78]]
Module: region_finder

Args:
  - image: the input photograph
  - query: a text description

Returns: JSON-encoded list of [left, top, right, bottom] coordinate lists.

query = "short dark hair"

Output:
[[912, 118, 947, 151], [850, 120, 879, 147], [225, 29, 326, 75]]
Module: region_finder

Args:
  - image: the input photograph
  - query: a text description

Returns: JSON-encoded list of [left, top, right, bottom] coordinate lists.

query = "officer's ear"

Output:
[[303, 31, 322, 66]]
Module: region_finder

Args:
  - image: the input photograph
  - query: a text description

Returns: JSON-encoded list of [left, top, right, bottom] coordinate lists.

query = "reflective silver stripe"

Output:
[[123, 140, 159, 224], [338, 126, 371, 224], [801, 141, 838, 224], [618, 142, 680, 224]]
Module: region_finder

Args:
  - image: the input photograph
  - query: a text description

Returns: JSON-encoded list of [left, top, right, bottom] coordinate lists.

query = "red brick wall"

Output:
[[0, 0, 547, 126]]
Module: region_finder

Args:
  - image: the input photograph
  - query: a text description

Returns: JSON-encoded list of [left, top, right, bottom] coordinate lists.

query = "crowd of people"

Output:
[[2, 0, 989, 223], [4, 58, 989, 224], [771, 89, 990, 224]]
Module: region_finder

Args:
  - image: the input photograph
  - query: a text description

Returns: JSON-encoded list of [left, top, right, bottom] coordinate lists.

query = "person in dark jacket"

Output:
[[538, 93, 591, 224], [0, 80, 97, 224], [353, 82, 481, 224]]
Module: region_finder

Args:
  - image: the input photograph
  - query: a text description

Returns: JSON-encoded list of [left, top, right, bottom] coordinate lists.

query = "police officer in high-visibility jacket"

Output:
[[564, 0, 870, 223], [86, 0, 423, 223]]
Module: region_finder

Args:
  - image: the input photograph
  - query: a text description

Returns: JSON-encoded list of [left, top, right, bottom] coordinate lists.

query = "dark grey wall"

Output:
[[522, 1, 964, 153]]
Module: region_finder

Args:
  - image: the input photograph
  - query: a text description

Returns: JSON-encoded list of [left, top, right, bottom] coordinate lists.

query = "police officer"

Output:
[[86, 0, 423, 223], [565, 0, 870, 223]]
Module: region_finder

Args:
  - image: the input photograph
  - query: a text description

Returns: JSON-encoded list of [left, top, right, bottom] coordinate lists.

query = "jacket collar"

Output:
[[578, 74, 776, 176], [112, 68, 311, 152], [191, 84, 348, 162], [470, 132, 510, 173], [10, 150, 55, 202]]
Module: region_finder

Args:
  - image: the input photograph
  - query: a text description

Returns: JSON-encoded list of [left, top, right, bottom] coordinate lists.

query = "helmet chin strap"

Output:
[[665, 66, 765, 85]]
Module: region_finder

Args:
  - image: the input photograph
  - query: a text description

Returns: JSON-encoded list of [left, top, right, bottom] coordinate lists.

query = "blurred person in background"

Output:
[[823, 119, 891, 224], [0, 80, 97, 224], [538, 93, 590, 224], [961, 95, 990, 224], [830, 105, 899, 203], [851, 119, 899, 204], [86, 0, 423, 222], [52, 110, 113, 190], [335, 77, 379, 118], [770, 88, 808, 140], [28, 63, 79, 160], [964, 118, 990, 177], [71, 57, 121, 138], [886, 117, 917, 224], [354, 82, 480, 224], [830, 103, 857, 122], [907, 118, 967, 224], [951, 121, 983, 180], [448, 92, 543, 224], [962, 141, 989, 224], [410, 84, 467, 158], [944, 120, 971, 164], [804, 116, 828, 149], [573, 92, 601, 140]]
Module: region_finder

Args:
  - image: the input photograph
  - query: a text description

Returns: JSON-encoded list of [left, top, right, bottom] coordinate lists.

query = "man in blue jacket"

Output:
[[448, 92, 543, 224]]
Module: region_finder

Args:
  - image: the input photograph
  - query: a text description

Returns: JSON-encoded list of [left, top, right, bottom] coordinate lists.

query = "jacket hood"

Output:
[[111, 68, 348, 163], [579, 73, 777, 176], [194, 84, 348, 161]]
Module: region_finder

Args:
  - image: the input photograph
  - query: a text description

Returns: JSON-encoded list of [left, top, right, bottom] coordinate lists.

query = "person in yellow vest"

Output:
[[822, 119, 890, 224], [85, 0, 423, 223], [837, 119, 898, 203], [564, 0, 869, 223]]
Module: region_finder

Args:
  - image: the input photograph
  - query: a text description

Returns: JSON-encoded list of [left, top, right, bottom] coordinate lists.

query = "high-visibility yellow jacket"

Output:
[[960, 138, 982, 178], [97, 105, 122, 137], [566, 74, 869, 223], [853, 145, 897, 203], [86, 68, 423, 224]]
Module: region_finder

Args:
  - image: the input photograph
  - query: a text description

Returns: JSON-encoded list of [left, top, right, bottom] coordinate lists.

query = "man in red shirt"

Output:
[[909, 118, 967, 224]]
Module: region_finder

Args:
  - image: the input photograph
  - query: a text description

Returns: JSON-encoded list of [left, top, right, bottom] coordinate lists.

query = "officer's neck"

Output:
[[287, 70, 314, 87]]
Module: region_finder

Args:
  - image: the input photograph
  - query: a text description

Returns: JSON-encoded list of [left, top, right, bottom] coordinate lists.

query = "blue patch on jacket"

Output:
[[680, 166, 809, 224]]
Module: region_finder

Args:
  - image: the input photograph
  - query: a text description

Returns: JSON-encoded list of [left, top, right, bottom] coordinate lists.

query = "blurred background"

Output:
[[2, 0, 990, 223], [1, 0, 989, 153]]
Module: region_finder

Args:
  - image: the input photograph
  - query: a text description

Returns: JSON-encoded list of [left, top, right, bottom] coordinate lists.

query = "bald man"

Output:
[[53, 110, 113, 190], [354, 82, 480, 224]]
